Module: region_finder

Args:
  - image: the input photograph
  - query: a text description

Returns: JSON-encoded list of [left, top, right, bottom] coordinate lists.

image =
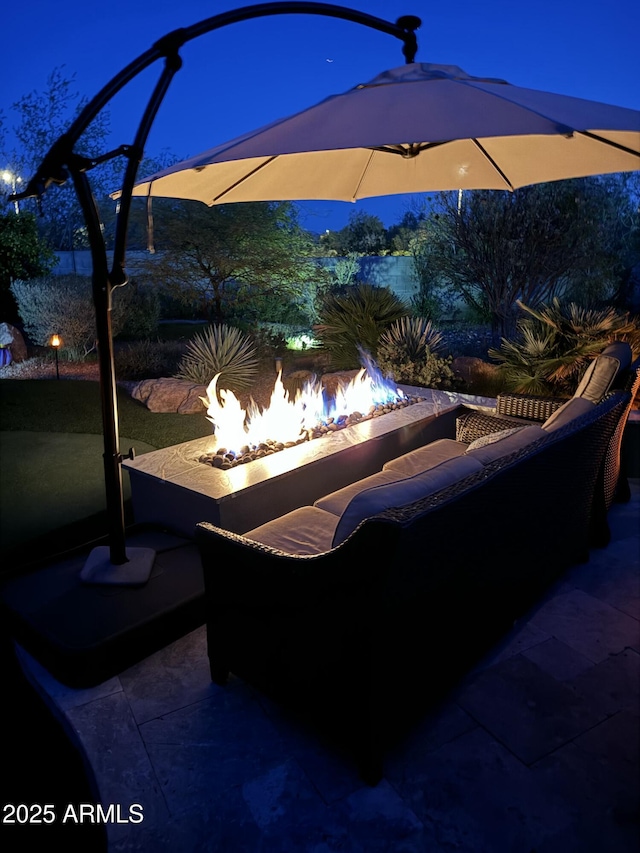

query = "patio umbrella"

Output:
[[128, 62, 640, 204]]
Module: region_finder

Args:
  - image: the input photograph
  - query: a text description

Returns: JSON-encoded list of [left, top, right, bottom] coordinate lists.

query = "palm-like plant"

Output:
[[174, 323, 259, 390], [316, 284, 408, 369], [490, 298, 640, 395]]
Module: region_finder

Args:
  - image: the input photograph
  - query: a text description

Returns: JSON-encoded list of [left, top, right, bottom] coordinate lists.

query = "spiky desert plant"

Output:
[[378, 316, 444, 360], [490, 298, 640, 395], [378, 316, 456, 388], [315, 284, 408, 369], [174, 323, 258, 390]]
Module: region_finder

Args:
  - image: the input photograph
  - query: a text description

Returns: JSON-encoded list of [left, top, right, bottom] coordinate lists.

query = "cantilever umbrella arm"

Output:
[[9, 3, 421, 578]]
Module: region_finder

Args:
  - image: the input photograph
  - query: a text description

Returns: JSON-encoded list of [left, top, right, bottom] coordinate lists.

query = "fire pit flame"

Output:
[[200, 355, 409, 460]]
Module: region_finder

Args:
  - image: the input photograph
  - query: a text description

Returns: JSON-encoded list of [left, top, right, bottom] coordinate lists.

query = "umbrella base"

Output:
[[0, 527, 206, 687], [80, 545, 156, 585]]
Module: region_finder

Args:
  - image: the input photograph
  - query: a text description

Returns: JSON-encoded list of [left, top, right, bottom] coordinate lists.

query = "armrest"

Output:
[[455, 390, 567, 441], [455, 410, 522, 443], [195, 518, 397, 610], [496, 393, 566, 421]]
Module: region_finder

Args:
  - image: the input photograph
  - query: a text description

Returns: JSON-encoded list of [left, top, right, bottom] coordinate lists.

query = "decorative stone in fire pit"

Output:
[[197, 392, 426, 470]]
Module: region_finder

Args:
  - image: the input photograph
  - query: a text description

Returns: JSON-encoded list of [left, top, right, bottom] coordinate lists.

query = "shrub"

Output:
[[11, 275, 126, 361], [116, 280, 161, 340], [251, 324, 289, 359], [490, 298, 640, 395], [115, 340, 185, 380], [316, 284, 408, 370], [378, 316, 457, 389], [11, 274, 129, 361], [286, 332, 320, 351], [174, 323, 259, 390], [459, 360, 509, 398]]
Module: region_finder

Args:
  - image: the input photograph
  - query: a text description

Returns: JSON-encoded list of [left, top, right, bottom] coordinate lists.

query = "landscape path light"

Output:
[[49, 333, 62, 379]]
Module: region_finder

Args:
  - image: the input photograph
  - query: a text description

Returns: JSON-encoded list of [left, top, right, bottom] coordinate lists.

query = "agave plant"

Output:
[[316, 284, 408, 369], [378, 316, 444, 360], [490, 298, 640, 395], [377, 316, 456, 389], [174, 323, 259, 390]]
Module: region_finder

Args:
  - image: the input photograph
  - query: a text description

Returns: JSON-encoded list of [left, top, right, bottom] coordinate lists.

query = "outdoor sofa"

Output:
[[196, 345, 635, 783]]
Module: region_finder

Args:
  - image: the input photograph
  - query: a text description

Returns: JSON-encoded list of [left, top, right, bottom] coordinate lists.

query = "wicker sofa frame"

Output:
[[196, 390, 629, 784], [457, 358, 640, 534]]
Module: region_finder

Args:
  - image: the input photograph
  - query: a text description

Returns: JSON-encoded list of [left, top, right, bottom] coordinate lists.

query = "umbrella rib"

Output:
[[210, 156, 278, 203], [458, 79, 576, 135], [578, 130, 640, 159], [471, 139, 515, 191], [352, 149, 377, 200]]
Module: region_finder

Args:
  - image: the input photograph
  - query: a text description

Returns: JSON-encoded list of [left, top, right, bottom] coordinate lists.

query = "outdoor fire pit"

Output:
[[123, 374, 469, 538]]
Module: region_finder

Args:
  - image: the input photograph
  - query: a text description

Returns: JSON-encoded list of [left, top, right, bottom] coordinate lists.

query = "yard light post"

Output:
[[2, 170, 22, 213], [50, 334, 62, 379]]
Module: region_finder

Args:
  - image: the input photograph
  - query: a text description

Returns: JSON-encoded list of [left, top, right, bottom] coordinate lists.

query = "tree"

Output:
[[416, 177, 640, 341], [331, 252, 361, 287], [139, 200, 321, 323], [406, 217, 451, 321], [320, 210, 389, 255], [3, 67, 117, 249], [387, 209, 427, 254], [0, 211, 55, 321]]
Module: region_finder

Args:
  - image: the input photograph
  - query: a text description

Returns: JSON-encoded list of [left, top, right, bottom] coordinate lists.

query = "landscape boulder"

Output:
[[132, 378, 209, 414]]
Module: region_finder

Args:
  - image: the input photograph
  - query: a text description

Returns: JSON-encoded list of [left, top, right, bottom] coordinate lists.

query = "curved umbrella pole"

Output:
[[10, 3, 421, 583]]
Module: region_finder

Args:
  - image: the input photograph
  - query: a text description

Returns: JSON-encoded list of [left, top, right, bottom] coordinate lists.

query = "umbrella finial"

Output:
[[396, 15, 421, 64]]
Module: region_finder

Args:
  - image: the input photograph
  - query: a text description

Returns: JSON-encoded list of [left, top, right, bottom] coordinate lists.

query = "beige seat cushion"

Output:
[[333, 455, 483, 547], [542, 397, 596, 432], [314, 469, 407, 517], [383, 438, 468, 476], [465, 425, 547, 464], [245, 506, 338, 555]]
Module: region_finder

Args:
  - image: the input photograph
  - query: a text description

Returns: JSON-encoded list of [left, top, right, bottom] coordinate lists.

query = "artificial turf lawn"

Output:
[[0, 379, 212, 447], [0, 379, 212, 557], [0, 431, 156, 551]]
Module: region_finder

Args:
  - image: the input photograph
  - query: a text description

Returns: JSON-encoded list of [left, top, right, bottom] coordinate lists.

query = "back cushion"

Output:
[[465, 425, 547, 465], [332, 455, 483, 547], [574, 342, 631, 403], [542, 397, 595, 432], [315, 469, 406, 517], [383, 438, 468, 476]]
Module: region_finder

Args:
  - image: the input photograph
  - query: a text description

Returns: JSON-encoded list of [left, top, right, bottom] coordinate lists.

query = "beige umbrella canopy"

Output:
[[129, 62, 640, 204]]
